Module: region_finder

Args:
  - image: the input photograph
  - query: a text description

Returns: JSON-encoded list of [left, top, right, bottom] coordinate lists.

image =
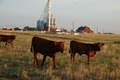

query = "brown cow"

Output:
[[0, 34, 17, 47], [30, 36, 65, 69], [69, 40, 104, 64]]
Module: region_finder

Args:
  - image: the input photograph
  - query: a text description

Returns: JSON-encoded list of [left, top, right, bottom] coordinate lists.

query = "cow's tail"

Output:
[[30, 43, 33, 53], [69, 49, 71, 54]]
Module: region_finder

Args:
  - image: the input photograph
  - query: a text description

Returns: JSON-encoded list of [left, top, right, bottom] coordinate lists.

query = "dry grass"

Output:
[[0, 31, 120, 80]]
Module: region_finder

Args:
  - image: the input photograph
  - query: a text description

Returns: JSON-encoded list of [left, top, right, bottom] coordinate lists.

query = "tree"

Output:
[[14, 27, 21, 30], [23, 26, 37, 31]]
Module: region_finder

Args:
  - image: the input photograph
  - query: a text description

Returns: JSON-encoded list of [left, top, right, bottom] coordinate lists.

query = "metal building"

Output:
[[37, 0, 56, 32]]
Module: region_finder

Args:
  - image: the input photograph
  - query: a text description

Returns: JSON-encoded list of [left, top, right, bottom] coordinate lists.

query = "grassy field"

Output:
[[0, 31, 120, 80]]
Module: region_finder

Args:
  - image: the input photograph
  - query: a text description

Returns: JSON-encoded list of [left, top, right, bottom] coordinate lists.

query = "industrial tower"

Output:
[[37, 0, 56, 32]]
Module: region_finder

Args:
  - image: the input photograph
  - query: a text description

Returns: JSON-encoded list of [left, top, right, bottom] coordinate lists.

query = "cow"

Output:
[[0, 34, 17, 48], [30, 36, 65, 69], [69, 40, 104, 64]]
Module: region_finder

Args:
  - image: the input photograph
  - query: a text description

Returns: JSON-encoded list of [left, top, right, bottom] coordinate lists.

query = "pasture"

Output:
[[0, 31, 120, 80]]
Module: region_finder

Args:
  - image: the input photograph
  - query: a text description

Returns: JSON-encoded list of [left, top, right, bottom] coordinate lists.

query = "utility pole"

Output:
[[73, 21, 75, 32]]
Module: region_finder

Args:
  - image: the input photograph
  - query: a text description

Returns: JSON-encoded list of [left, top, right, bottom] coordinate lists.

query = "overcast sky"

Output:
[[0, 0, 120, 34]]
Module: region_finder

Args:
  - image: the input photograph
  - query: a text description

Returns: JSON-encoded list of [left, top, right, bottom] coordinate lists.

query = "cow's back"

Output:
[[0, 34, 16, 42], [31, 37, 55, 55], [0, 35, 7, 42], [70, 40, 84, 53], [70, 40, 95, 54], [70, 40, 88, 50]]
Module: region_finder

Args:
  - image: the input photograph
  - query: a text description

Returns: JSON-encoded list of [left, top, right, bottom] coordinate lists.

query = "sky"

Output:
[[0, 0, 120, 34]]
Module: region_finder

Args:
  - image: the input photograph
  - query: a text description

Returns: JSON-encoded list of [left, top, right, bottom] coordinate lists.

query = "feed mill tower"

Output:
[[37, 0, 56, 32]]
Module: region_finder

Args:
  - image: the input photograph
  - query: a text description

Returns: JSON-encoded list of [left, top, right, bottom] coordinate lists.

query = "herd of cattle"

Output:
[[0, 34, 105, 69]]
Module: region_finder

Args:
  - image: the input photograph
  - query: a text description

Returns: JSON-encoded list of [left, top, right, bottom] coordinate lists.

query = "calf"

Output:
[[30, 36, 65, 69], [69, 40, 104, 64], [0, 34, 17, 47]]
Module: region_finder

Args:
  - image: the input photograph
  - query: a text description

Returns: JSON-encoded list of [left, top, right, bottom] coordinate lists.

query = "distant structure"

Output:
[[37, 0, 56, 32], [2, 26, 7, 30], [76, 25, 94, 33]]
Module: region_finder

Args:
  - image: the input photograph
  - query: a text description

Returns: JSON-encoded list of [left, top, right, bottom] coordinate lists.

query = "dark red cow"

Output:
[[69, 40, 104, 64], [0, 34, 17, 47], [30, 36, 65, 68]]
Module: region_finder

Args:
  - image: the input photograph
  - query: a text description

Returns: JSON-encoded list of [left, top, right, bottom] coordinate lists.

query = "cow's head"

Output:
[[94, 42, 105, 51], [11, 35, 17, 40], [55, 41, 65, 53]]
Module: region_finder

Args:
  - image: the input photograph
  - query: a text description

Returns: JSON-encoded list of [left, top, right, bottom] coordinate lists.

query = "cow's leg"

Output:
[[70, 53, 72, 63], [72, 53, 76, 63], [5, 42, 7, 47], [41, 55, 46, 66], [10, 43, 13, 48], [87, 53, 90, 64], [70, 53, 74, 63], [33, 52, 39, 66], [52, 54, 56, 69]]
